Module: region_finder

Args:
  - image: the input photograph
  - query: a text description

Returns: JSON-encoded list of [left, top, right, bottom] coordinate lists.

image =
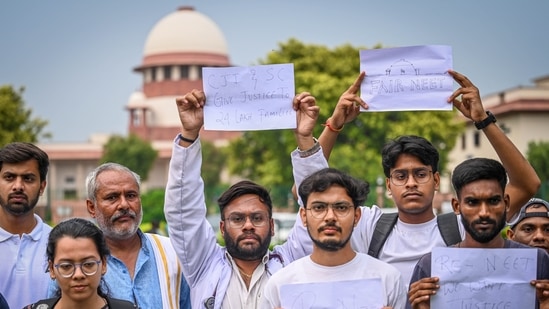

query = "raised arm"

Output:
[[318, 71, 368, 160], [448, 70, 541, 219], [164, 90, 220, 286]]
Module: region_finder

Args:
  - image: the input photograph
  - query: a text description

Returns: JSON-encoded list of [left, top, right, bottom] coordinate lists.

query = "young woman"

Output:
[[25, 218, 135, 309]]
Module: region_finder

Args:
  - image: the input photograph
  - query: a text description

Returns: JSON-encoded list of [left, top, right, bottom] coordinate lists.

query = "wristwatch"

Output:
[[474, 111, 497, 130]]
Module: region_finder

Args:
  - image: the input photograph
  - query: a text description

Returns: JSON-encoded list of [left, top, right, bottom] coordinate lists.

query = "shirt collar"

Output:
[[0, 214, 49, 242]]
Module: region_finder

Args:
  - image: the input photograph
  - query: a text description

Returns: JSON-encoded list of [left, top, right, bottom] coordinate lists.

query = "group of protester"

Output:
[[1, 69, 549, 308], [0, 145, 190, 308]]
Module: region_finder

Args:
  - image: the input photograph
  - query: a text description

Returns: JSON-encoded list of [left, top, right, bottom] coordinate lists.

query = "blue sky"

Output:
[[1, 1, 548, 142]]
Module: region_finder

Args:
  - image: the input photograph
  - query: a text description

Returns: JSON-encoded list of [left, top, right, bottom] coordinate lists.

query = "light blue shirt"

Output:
[[48, 230, 190, 309], [0, 214, 51, 309]]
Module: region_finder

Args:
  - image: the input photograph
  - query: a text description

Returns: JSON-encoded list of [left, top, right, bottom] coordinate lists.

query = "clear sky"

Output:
[[1, 1, 548, 142]]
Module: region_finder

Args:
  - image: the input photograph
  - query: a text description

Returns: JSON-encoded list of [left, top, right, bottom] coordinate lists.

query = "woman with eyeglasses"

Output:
[[24, 218, 135, 309]]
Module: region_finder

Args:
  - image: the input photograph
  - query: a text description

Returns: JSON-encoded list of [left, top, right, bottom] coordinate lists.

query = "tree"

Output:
[[0, 85, 50, 144], [101, 134, 157, 181], [527, 140, 549, 199], [140, 188, 165, 224], [225, 39, 463, 205]]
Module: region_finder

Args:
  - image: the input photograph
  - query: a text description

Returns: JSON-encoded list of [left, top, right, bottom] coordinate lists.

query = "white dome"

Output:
[[126, 91, 146, 108], [143, 7, 228, 57]]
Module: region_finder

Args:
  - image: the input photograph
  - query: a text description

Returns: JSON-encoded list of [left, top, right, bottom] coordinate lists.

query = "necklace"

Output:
[[236, 265, 252, 279]]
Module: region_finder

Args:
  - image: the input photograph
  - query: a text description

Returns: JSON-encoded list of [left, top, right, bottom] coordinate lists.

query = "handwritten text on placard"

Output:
[[431, 247, 537, 308], [359, 45, 453, 111], [202, 64, 295, 131]]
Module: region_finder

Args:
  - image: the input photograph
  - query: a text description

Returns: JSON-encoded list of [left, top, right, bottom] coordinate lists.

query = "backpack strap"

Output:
[[367, 212, 399, 258], [437, 212, 461, 246]]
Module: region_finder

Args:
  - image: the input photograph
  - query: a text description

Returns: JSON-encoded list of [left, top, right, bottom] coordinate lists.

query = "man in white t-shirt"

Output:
[[290, 70, 540, 288], [262, 167, 406, 309]]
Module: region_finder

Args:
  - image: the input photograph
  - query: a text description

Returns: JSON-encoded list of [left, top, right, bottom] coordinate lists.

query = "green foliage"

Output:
[[526, 140, 549, 199], [202, 140, 226, 185], [224, 39, 464, 194], [101, 134, 157, 181], [0, 85, 50, 144], [140, 188, 165, 224]]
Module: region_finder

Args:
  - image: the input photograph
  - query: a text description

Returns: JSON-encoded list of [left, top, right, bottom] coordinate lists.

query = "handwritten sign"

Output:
[[202, 64, 295, 131], [359, 45, 453, 111], [280, 279, 383, 309], [431, 247, 537, 308]]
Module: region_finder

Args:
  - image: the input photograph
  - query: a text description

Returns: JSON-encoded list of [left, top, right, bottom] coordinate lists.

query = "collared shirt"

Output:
[[0, 214, 51, 309], [222, 252, 270, 309], [102, 230, 191, 309]]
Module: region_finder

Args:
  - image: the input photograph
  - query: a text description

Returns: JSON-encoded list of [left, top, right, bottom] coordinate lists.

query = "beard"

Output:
[[0, 192, 40, 216], [224, 228, 271, 261], [461, 210, 506, 243], [95, 208, 142, 240], [308, 222, 352, 252]]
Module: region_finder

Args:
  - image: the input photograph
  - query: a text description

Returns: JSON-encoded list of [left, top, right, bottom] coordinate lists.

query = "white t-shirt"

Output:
[[261, 253, 406, 309], [291, 149, 466, 287]]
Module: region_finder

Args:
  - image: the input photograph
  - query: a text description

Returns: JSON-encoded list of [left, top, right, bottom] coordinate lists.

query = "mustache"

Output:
[[111, 209, 137, 222], [472, 218, 497, 226], [236, 232, 261, 243], [8, 192, 27, 199], [403, 190, 422, 196], [318, 222, 342, 233]]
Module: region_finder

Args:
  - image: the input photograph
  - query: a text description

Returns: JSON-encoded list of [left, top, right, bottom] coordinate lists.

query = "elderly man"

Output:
[[48, 162, 191, 309]]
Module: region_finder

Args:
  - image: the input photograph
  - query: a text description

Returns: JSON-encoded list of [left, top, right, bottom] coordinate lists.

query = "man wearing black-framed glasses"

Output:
[[507, 198, 549, 254], [262, 168, 406, 308], [165, 90, 316, 309]]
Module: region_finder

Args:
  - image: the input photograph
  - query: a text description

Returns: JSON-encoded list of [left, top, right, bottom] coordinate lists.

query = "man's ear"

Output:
[[506, 228, 515, 240], [299, 207, 307, 227], [451, 197, 460, 215], [353, 207, 362, 227], [39, 181, 47, 196], [86, 199, 96, 218], [220, 220, 225, 237], [433, 172, 441, 191]]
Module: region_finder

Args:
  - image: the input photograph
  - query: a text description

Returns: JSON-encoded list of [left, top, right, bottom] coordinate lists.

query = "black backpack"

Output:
[[367, 212, 461, 258]]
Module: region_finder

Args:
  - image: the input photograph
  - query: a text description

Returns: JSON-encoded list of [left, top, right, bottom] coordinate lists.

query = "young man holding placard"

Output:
[[407, 158, 549, 309]]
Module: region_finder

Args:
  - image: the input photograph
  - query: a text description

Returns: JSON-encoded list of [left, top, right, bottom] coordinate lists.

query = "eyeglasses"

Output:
[[54, 260, 102, 278], [389, 168, 432, 186], [224, 212, 269, 229], [507, 198, 549, 228], [306, 202, 355, 219]]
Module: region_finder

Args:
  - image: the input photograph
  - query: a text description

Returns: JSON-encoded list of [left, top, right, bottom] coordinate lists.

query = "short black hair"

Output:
[[381, 135, 439, 177], [218, 180, 273, 219], [0, 142, 49, 182], [451, 158, 507, 198], [298, 168, 370, 208]]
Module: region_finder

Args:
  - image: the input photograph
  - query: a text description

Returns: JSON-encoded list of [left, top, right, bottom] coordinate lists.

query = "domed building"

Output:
[[38, 7, 241, 223], [127, 6, 240, 144]]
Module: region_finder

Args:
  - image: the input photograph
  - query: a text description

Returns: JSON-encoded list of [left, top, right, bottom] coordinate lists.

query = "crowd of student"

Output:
[[1, 69, 549, 308]]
